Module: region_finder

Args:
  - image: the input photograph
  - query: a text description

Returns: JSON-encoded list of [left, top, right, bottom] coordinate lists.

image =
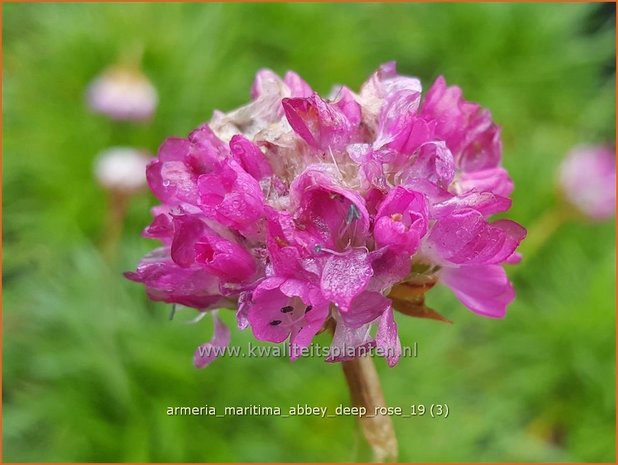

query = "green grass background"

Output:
[[2, 2, 616, 462]]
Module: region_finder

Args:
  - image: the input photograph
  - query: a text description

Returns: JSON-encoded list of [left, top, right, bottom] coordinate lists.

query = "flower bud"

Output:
[[94, 147, 151, 192], [87, 66, 157, 121], [559, 144, 616, 220]]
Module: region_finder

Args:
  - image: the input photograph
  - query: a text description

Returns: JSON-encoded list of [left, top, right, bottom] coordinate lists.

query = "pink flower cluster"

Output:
[[126, 62, 526, 368]]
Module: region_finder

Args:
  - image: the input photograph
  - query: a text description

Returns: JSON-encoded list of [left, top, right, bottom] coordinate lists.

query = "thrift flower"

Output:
[[127, 62, 525, 367], [87, 66, 158, 121], [94, 147, 151, 192], [559, 144, 616, 220]]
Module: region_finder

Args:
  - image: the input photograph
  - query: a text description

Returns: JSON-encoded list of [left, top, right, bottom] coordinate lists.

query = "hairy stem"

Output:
[[342, 356, 398, 462]]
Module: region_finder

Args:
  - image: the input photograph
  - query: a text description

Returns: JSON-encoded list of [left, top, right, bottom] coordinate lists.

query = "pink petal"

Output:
[[197, 160, 265, 233], [432, 191, 512, 218], [247, 277, 290, 343], [229, 135, 273, 180], [428, 209, 526, 265], [321, 248, 373, 311], [289, 168, 370, 250], [143, 213, 174, 244], [194, 312, 232, 369], [421, 76, 501, 171], [340, 291, 391, 328], [326, 313, 376, 363], [458, 167, 514, 198], [282, 94, 356, 150], [333, 86, 362, 126], [146, 131, 222, 206], [401, 141, 455, 188], [284, 70, 313, 98], [376, 307, 402, 367], [195, 234, 256, 283], [170, 214, 205, 267], [124, 248, 223, 309], [374, 186, 429, 254], [374, 89, 422, 150], [369, 247, 412, 292], [441, 265, 515, 318]]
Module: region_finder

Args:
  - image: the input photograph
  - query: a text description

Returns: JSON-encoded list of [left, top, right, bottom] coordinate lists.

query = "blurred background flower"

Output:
[[559, 144, 616, 220], [94, 146, 151, 192], [93, 146, 152, 260], [87, 62, 158, 122], [2, 2, 615, 463]]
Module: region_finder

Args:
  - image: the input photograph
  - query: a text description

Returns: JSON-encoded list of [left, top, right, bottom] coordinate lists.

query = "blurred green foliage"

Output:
[[2, 3, 615, 462]]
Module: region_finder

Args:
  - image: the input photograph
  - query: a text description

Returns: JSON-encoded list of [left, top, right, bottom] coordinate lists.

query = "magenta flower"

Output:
[[127, 62, 525, 368], [559, 144, 616, 220]]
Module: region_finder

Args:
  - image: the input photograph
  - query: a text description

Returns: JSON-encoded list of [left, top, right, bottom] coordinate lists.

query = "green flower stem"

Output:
[[519, 206, 573, 260], [101, 189, 130, 261]]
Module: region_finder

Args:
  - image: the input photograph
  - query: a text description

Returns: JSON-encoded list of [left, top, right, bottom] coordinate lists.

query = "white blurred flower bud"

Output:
[[87, 66, 158, 121], [94, 147, 151, 192]]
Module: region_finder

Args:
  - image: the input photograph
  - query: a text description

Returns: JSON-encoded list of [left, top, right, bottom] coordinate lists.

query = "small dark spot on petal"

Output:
[[305, 305, 313, 313], [270, 320, 282, 326], [281, 306, 294, 313]]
